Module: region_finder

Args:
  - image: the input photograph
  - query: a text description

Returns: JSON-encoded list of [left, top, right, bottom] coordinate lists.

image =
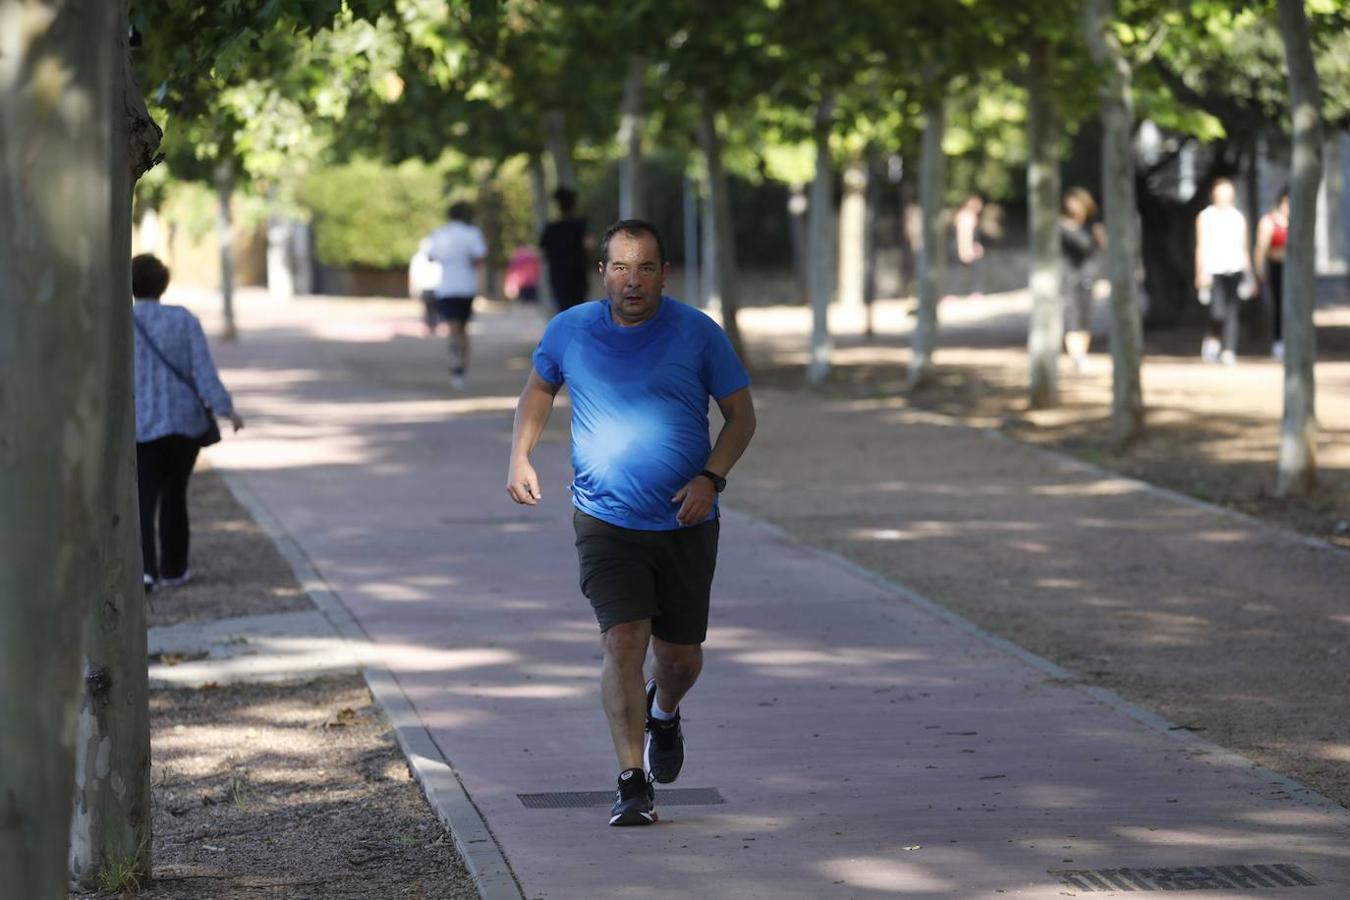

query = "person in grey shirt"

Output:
[[132, 254, 243, 592]]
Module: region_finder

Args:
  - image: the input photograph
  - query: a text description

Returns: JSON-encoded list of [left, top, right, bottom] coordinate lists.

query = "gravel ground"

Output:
[[101, 466, 479, 899]]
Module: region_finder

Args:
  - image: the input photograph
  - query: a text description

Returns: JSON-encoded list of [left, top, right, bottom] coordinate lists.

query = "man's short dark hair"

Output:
[[131, 253, 170, 299], [449, 202, 473, 222], [600, 219, 666, 265], [554, 187, 577, 213]]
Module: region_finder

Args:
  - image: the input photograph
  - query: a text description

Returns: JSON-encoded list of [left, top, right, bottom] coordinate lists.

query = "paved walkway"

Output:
[[199, 292, 1350, 899]]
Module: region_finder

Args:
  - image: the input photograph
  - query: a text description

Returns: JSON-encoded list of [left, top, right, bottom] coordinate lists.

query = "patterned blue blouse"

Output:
[[132, 301, 235, 444]]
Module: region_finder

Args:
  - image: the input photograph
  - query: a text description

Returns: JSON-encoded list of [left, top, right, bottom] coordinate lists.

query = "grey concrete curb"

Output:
[[734, 510, 1350, 826], [220, 470, 525, 900]]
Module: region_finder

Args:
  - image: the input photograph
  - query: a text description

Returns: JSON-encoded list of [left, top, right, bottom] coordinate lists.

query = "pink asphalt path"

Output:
[[203, 294, 1350, 899]]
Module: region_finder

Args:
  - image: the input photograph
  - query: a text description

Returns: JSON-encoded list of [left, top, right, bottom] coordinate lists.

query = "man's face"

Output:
[[601, 231, 668, 326]]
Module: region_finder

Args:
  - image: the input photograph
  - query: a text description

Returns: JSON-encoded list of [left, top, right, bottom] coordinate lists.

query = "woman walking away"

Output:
[[1060, 187, 1105, 373], [132, 254, 244, 593], [1194, 178, 1253, 365], [1253, 188, 1290, 361]]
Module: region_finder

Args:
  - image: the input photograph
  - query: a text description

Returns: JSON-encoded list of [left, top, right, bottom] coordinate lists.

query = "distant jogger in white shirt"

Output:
[[425, 202, 488, 387], [1194, 179, 1253, 365]]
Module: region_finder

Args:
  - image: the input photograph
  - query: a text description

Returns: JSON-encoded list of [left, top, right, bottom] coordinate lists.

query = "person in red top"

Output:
[[1253, 188, 1290, 360]]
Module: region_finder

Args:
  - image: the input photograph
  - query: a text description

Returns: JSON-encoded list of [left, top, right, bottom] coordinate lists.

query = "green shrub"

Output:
[[297, 160, 445, 269]]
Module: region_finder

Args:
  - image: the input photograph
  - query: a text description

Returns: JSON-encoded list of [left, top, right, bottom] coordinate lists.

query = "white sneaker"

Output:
[[160, 570, 192, 588], [1201, 337, 1221, 363], [1219, 350, 1236, 366], [1272, 341, 1285, 361], [143, 573, 156, 594], [450, 372, 466, 390]]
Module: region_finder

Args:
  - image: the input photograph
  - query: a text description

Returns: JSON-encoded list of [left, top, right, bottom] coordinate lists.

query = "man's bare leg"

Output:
[[650, 636, 703, 714], [601, 620, 651, 770], [447, 320, 469, 376]]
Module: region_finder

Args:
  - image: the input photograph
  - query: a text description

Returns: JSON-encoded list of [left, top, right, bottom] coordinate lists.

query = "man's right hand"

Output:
[[507, 458, 542, 505]]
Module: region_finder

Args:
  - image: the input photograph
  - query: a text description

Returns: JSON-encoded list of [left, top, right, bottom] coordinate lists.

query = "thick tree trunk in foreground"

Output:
[[807, 94, 837, 385], [1084, 0, 1145, 448], [909, 95, 947, 389], [0, 3, 124, 896], [69, 21, 158, 888], [1275, 0, 1323, 497], [698, 95, 744, 360], [1027, 38, 1063, 410], [215, 159, 237, 341], [542, 110, 576, 192], [617, 55, 644, 219]]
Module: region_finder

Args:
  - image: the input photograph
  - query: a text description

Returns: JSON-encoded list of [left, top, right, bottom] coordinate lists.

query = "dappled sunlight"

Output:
[[817, 856, 951, 893], [1315, 743, 1350, 763], [1036, 578, 1086, 590], [848, 520, 1038, 542], [1120, 610, 1211, 647], [1117, 826, 1350, 857], [1030, 480, 1141, 498], [444, 683, 583, 700], [729, 647, 930, 668]]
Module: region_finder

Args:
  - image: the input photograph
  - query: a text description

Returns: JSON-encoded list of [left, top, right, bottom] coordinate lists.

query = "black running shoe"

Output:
[[609, 767, 656, 826], [644, 678, 685, 784]]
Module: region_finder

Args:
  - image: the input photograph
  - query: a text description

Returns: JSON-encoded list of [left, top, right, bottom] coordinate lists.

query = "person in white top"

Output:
[[424, 202, 488, 387], [1194, 178, 1253, 364]]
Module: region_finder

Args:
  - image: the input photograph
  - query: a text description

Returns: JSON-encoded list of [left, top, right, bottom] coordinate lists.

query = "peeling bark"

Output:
[[807, 94, 837, 385], [1084, 0, 1145, 448], [1, 2, 126, 895], [1275, 0, 1322, 497], [1027, 38, 1063, 410], [909, 95, 947, 389]]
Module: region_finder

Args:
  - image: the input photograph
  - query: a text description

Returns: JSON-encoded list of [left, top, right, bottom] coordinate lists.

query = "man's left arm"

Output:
[[672, 387, 756, 526]]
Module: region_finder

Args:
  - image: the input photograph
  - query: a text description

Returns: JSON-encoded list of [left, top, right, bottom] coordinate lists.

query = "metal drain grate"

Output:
[[518, 788, 725, 809], [1051, 864, 1318, 892]]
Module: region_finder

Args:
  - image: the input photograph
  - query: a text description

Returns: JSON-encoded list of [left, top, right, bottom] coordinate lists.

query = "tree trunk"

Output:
[[1275, 0, 1323, 497], [699, 166, 718, 311], [697, 95, 745, 361], [69, 25, 158, 888], [682, 173, 700, 306], [1, 3, 125, 896], [863, 149, 880, 338], [787, 183, 809, 304], [1027, 38, 1063, 410], [807, 95, 838, 385], [1084, 0, 1144, 448], [838, 154, 867, 313], [528, 152, 552, 308], [478, 166, 504, 300], [542, 110, 576, 192], [910, 95, 947, 389], [215, 159, 237, 341], [617, 55, 644, 219]]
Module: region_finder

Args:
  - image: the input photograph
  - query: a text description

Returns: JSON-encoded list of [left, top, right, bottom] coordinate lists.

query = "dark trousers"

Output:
[[1208, 272, 1243, 353], [136, 435, 200, 580], [1266, 260, 1284, 342]]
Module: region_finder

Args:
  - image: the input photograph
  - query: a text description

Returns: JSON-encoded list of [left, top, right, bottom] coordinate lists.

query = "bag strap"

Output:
[[133, 315, 209, 407]]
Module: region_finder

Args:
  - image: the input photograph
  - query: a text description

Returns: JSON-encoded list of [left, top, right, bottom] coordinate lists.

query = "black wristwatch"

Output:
[[698, 469, 727, 493]]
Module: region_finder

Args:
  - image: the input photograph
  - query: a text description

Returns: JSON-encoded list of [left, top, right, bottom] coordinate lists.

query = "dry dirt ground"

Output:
[[96, 470, 476, 899]]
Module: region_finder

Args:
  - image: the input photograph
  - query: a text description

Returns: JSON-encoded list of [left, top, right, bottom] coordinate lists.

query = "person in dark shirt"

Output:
[[539, 188, 594, 313], [1060, 187, 1105, 372]]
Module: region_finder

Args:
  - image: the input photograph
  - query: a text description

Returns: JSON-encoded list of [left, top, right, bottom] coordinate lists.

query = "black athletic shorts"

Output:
[[573, 509, 719, 645], [433, 294, 475, 323]]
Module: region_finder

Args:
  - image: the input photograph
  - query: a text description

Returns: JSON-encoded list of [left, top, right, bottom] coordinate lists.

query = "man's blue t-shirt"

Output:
[[533, 296, 750, 531]]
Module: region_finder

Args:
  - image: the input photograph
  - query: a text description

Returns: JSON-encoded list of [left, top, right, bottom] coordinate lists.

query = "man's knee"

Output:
[[653, 641, 702, 681], [603, 620, 650, 665]]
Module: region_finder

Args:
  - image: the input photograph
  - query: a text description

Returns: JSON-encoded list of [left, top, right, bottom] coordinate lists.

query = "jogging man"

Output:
[[506, 219, 756, 826], [424, 202, 487, 388]]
